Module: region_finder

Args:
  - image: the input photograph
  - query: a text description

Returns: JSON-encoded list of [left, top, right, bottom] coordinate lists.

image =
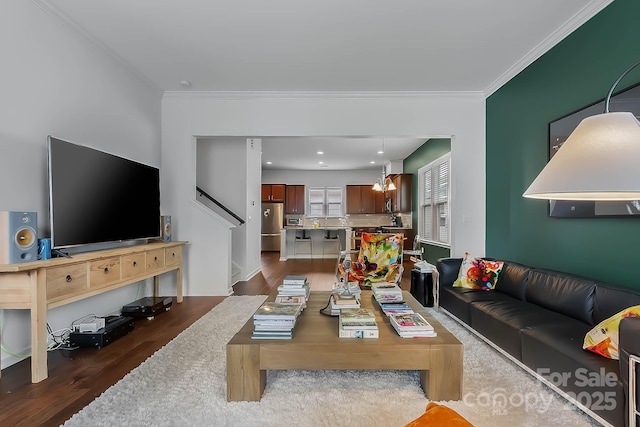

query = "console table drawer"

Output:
[[90, 257, 122, 288], [46, 263, 88, 300], [121, 253, 146, 279], [165, 247, 182, 267], [146, 249, 165, 272]]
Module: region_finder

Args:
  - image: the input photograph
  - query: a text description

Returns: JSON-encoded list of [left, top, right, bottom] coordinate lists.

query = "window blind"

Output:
[[418, 152, 450, 246]]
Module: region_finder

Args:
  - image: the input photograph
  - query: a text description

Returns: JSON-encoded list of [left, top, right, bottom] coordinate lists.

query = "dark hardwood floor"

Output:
[[0, 252, 412, 426]]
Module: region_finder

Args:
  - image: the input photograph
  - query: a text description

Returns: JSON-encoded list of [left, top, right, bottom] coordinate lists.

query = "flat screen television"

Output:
[[48, 136, 161, 249]]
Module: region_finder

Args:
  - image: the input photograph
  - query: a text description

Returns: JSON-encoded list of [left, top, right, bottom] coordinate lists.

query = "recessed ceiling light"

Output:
[[180, 80, 191, 88], [266, 161, 272, 165], [317, 151, 324, 155], [370, 161, 376, 164], [318, 161, 324, 164], [378, 150, 384, 154]]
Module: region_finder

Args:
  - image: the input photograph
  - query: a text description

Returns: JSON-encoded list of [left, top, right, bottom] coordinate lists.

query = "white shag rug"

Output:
[[62, 295, 600, 427]]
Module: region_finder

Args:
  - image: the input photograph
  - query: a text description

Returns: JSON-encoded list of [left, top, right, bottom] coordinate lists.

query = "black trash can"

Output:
[[410, 269, 434, 307]]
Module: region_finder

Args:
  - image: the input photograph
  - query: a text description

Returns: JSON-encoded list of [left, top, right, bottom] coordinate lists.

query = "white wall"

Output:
[[195, 136, 259, 283], [245, 138, 262, 280], [0, 2, 161, 368], [162, 92, 486, 296], [196, 137, 248, 216]]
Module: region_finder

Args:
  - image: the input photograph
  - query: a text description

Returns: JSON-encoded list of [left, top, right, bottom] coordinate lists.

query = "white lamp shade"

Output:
[[386, 179, 396, 191], [523, 112, 640, 200]]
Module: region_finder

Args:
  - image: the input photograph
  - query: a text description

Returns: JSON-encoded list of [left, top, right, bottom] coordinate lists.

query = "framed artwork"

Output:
[[547, 82, 640, 218]]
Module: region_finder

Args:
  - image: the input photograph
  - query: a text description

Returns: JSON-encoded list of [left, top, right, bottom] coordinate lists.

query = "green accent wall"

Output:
[[486, 0, 640, 288], [404, 138, 451, 265]]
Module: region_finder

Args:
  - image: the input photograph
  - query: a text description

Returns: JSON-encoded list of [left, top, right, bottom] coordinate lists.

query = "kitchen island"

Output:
[[279, 227, 352, 261], [278, 225, 414, 260]]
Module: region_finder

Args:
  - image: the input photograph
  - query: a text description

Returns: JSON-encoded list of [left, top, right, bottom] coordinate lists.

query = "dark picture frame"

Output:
[[548, 83, 640, 218]]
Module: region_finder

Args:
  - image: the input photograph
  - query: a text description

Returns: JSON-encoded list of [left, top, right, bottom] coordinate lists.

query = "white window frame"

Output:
[[418, 152, 451, 248], [307, 186, 343, 218]]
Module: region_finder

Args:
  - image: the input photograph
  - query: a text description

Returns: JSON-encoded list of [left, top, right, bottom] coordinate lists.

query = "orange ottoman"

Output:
[[405, 402, 473, 427]]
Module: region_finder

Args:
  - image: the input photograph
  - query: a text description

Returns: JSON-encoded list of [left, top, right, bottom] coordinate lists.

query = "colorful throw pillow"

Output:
[[404, 402, 473, 427], [452, 252, 504, 290], [583, 305, 640, 359]]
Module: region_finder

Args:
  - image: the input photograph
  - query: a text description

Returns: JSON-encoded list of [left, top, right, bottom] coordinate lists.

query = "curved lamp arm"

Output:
[[605, 58, 640, 113]]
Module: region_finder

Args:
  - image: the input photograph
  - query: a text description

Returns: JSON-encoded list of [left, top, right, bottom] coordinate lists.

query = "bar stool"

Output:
[[404, 234, 423, 261]]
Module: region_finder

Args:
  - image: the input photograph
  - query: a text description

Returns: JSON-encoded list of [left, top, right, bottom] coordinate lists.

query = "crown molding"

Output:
[[484, 0, 614, 97], [33, 0, 162, 94], [162, 90, 485, 100]]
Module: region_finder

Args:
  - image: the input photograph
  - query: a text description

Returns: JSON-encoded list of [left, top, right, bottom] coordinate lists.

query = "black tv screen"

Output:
[[48, 136, 161, 249]]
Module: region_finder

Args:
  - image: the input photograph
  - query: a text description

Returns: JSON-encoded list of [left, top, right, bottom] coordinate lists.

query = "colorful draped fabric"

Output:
[[341, 232, 404, 288]]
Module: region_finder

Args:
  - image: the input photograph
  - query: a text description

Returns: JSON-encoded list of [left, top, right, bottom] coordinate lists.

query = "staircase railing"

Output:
[[196, 186, 245, 226]]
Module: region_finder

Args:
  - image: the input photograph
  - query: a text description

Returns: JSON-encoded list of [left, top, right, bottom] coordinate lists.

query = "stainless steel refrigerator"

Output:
[[261, 202, 283, 251]]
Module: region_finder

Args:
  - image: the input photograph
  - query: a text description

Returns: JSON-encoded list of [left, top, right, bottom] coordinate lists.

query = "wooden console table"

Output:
[[0, 240, 186, 383]]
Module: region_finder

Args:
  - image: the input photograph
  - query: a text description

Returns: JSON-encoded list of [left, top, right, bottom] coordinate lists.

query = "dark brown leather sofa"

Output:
[[437, 257, 640, 427]]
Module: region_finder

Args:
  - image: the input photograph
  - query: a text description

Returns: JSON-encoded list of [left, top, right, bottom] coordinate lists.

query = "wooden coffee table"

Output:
[[226, 290, 463, 401]]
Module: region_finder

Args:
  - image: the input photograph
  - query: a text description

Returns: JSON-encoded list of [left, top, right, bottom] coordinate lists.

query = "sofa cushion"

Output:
[[453, 252, 504, 290], [521, 323, 624, 427], [593, 283, 640, 325], [584, 305, 640, 359], [525, 269, 596, 325], [440, 286, 516, 325], [492, 260, 531, 301], [470, 300, 576, 360], [436, 257, 463, 288]]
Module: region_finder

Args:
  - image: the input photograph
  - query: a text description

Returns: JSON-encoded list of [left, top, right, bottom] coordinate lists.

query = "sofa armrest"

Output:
[[620, 317, 640, 427], [436, 257, 462, 288]]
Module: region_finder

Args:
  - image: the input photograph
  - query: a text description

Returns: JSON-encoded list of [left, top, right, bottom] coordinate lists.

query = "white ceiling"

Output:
[[260, 136, 429, 171], [36, 0, 611, 170]]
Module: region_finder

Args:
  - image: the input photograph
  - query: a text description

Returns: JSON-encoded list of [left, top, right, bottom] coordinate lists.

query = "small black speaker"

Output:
[[160, 215, 172, 242], [0, 211, 38, 264]]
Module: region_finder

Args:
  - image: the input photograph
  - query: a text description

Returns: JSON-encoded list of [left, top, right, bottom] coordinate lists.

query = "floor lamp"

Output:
[[523, 58, 640, 427]]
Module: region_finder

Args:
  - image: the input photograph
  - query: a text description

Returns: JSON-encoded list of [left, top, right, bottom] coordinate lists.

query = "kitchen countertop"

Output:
[[283, 225, 413, 230], [283, 226, 350, 230]]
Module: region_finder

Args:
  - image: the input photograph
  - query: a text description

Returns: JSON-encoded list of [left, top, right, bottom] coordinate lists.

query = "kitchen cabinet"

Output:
[[346, 185, 386, 214], [346, 185, 371, 214], [387, 174, 413, 213], [373, 189, 386, 213], [261, 184, 285, 202], [285, 185, 305, 214]]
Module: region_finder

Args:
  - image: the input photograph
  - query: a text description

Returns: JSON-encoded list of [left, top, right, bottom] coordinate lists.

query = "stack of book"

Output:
[[276, 275, 310, 302], [378, 301, 414, 316], [413, 261, 433, 273], [251, 301, 304, 339], [329, 293, 361, 315], [338, 307, 379, 338], [371, 282, 404, 303], [389, 312, 437, 338], [275, 294, 307, 309]]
